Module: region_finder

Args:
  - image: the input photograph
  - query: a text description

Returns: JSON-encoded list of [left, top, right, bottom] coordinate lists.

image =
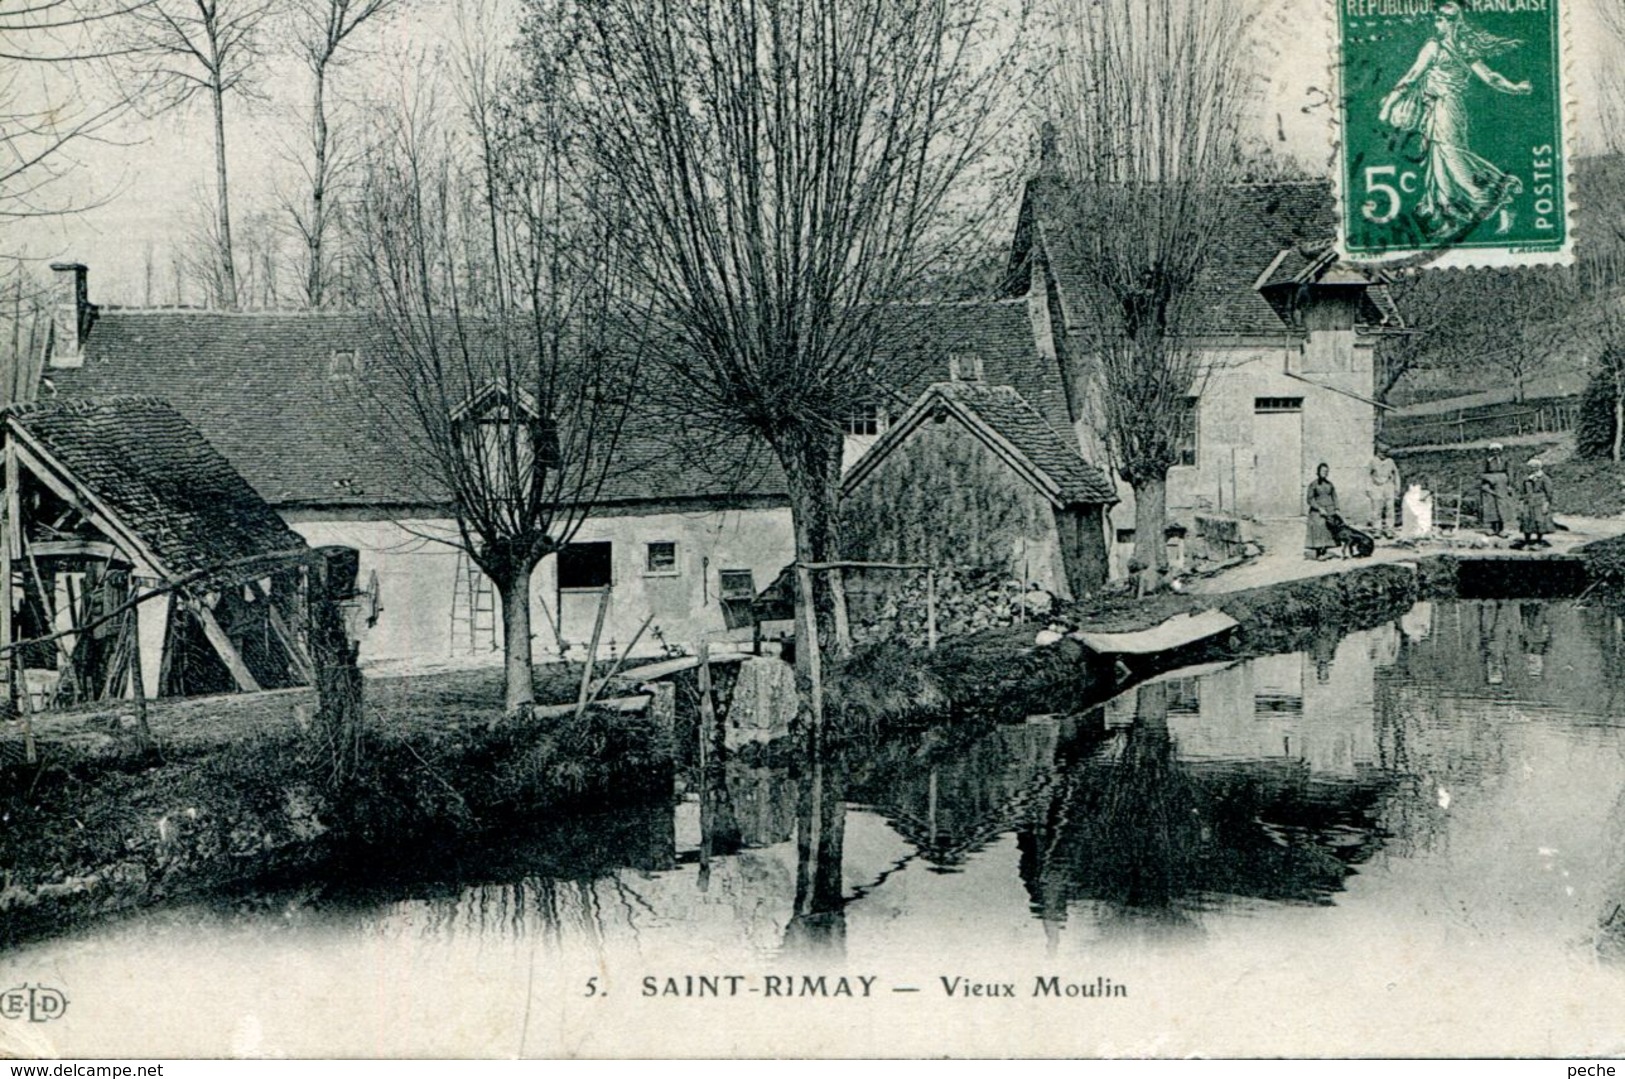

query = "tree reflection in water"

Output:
[[264, 600, 1624, 961], [784, 748, 848, 957], [1017, 680, 1384, 948]]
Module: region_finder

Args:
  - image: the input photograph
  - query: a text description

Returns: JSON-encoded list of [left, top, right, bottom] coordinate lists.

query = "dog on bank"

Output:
[[1326, 514, 1376, 559]]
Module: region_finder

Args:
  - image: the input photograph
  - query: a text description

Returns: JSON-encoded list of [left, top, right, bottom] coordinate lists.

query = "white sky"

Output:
[[8, 0, 1622, 307]]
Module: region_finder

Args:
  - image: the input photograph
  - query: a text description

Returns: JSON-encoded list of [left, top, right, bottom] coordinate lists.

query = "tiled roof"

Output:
[[1012, 176, 1396, 337], [45, 311, 787, 509], [46, 303, 1067, 512], [5, 396, 308, 580], [845, 380, 1116, 506], [867, 298, 1073, 436]]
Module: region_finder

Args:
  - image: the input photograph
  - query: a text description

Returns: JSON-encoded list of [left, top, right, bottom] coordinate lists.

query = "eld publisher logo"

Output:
[[1, 984, 68, 1023]]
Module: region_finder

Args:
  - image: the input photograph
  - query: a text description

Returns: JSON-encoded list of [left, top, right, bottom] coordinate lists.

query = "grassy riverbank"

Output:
[[0, 666, 672, 947]]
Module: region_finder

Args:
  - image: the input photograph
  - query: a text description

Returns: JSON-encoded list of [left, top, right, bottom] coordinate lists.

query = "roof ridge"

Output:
[[9, 393, 176, 416], [96, 306, 370, 316]]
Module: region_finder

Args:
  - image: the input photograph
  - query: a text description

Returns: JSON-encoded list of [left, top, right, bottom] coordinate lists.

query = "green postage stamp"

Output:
[[1337, 0, 1573, 265]]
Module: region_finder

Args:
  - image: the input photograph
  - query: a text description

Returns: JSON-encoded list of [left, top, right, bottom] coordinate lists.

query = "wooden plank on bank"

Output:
[[1071, 609, 1239, 657], [611, 651, 750, 685], [534, 694, 649, 718]]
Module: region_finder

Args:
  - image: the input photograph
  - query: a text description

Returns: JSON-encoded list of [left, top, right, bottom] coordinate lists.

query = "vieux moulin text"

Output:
[[638, 975, 1128, 998]]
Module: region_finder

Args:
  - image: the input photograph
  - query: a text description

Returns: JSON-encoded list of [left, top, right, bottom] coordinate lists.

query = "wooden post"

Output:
[[794, 563, 823, 729], [829, 565, 851, 657], [574, 584, 610, 719], [11, 651, 35, 765], [584, 612, 654, 706], [125, 606, 153, 749], [696, 636, 715, 743], [191, 600, 262, 693], [696, 636, 714, 891], [307, 552, 364, 787], [926, 567, 938, 652]]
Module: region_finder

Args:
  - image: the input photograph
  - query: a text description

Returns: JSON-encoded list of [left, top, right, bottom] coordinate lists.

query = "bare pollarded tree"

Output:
[[1046, 0, 1253, 592], [357, 48, 648, 718], [563, 0, 1023, 720], [123, 0, 280, 308], [285, 0, 395, 308]]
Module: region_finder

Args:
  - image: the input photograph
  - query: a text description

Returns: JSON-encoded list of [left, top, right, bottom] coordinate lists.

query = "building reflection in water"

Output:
[[275, 599, 1625, 965]]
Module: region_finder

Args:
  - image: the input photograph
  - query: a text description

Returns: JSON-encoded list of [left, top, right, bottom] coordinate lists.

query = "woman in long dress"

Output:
[[1306, 463, 1339, 560], [1519, 458, 1554, 547], [1480, 442, 1511, 536], [1380, 2, 1532, 233]]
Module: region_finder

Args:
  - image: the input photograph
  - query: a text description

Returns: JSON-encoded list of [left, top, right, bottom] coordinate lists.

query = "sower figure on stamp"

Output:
[[1519, 457, 1554, 548], [1307, 462, 1339, 561], [1366, 443, 1400, 539], [1379, 2, 1532, 234], [1480, 442, 1512, 537]]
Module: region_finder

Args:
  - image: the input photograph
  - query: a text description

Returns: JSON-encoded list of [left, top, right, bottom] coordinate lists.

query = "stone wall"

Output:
[[848, 565, 1056, 649]]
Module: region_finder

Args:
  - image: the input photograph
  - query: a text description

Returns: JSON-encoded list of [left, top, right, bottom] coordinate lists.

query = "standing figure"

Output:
[[1380, 2, 1532, 233], [1480, 442, 1511, 536], [1366, 444, 1401, 538], [1402, 479, 1435, 539], [1306, 463, 1339, 560], [1519, 457, 1554, 547]]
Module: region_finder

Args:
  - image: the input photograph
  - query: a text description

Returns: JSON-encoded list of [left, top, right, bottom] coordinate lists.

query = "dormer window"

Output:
[[948, 353, 984, 382], [328, 349, 362, 380], [841, 407, 883, 437]]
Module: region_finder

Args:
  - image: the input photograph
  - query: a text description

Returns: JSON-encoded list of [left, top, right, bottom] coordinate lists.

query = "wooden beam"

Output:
[[9, 438, 166, 581], [188, 599, 261, 693], [246, 578, 313, 685], [25, 539, 121, 561]]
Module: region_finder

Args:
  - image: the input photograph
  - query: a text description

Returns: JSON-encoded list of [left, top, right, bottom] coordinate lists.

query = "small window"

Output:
[[328, 349, 362, 381], [558, 541, 612, 589], [718, 569, 756, 600], [1254, 396, 1304, 413], [948, 353, 985, 382], [645, 541, 678, 575], [1176, 396, 1198, 467], [1115, 528, 1136, 544], [842, 407, 882, 437]]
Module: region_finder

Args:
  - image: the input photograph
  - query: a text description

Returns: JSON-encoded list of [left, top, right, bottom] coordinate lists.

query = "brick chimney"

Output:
[[49, 262, 92, 368]]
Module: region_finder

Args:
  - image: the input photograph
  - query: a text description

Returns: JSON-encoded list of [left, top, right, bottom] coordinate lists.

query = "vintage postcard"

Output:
[[2, 0, 1625, 1062]]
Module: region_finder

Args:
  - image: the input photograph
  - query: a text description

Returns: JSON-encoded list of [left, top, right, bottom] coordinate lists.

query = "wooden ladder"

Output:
[[449, 552, 499, 654]]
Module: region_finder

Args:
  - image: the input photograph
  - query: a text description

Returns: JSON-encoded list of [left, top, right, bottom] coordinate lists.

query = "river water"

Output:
[[5, 599, 1625, 1058]]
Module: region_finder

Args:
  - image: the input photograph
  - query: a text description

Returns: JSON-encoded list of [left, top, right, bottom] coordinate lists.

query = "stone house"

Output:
[[37, 264, 796, 667], [1007, 176, 1403, 564], [841, 380, 1116, 600]]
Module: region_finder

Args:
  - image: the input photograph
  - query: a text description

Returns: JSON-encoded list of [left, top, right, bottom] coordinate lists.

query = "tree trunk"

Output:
[[308, 555, 364, 788], [1605, 391, 1618, 464], [211, 83, 238, 309], [777, 426, 849, 729], [495, 565, 536, 717], [1130, 474, 1169, 596], [307, 63, 329, 308]]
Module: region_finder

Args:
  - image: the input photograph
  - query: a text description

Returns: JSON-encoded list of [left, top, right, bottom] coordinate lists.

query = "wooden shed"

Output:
[[1, 396, 318, 711]]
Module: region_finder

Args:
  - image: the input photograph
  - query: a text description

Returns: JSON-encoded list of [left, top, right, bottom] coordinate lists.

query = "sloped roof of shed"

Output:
[[844, 380, 1116, 507], [5, 395, 309, 580]]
